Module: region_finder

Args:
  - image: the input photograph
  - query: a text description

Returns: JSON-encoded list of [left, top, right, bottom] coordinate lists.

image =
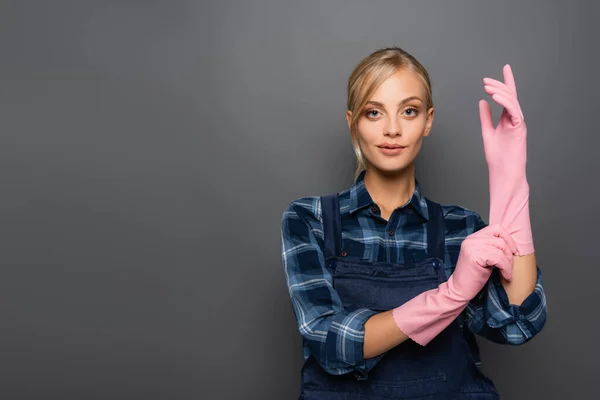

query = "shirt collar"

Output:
[[348, 170, 429, 220]]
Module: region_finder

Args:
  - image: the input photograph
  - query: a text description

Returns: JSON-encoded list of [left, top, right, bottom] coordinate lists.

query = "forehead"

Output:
[[369, 69, 426, 103]]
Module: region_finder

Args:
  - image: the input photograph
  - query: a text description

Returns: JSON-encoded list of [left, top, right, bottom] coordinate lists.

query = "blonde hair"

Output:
[[347, 47, 433, 179]]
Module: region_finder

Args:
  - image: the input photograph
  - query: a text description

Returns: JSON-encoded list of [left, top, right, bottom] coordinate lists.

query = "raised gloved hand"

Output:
[[479, 64, 534, 256], [392, 224, 516, 346]]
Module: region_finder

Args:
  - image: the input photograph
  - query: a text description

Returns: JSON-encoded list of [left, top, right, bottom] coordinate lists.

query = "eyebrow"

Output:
[[365, 96, 423, 107]]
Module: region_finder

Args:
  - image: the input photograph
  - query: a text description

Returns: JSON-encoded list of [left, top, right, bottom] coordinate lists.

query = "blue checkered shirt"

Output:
[[280, 171, 547, 376]]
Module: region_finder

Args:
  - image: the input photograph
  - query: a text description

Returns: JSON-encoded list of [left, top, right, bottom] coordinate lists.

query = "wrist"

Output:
[[446, 275, 477, 304], [391, 283, 468, 346], [489, 169, 528, 190]]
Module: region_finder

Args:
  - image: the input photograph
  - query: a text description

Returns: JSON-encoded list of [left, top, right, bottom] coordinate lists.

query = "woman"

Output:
[[280, 47, 547, 399]]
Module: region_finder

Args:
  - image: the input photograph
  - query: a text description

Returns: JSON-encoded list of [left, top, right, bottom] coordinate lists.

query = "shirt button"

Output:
[[341, 251, 348, 257], [371, 205, 378, 212], [388, 230, 394, 236]]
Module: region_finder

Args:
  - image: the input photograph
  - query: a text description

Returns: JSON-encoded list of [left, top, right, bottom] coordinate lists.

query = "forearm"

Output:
[[363, 310, 410, 359], [363, 270, 476, 357], [467, 260, 547, 345], [500, 252, 537, 305]]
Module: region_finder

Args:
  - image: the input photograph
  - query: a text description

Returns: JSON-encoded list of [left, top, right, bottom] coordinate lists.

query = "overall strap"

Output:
[[320, 194, 341, 260], [425, 198, 446, 260]]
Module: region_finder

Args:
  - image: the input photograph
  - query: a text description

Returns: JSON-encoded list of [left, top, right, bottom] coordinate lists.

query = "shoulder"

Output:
[[280, 195, 326, 248], [437, 202, 488, 234], [282, 186, 350, 224], [281, 195, 323, 226]]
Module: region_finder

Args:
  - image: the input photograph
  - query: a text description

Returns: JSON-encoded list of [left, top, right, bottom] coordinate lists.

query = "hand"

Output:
[[479, 64, 527, 179], [479, 64, 534, 255], [449, 224, 517, 302], [391, 224, 516, 346]]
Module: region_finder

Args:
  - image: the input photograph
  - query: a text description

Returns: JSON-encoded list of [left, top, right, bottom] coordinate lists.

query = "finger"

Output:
[[503, 64, 518, 96], [484, 85, 522, 120], [478, 100, 494, 133], [485, 236, 515, 264], [482, 248, 513, 281], [495, 257, 513, 281], [483, 77, 516, 97], [485, 224, 518, 255], [491, 93, 523, 125], [484, 84, 515, 102]]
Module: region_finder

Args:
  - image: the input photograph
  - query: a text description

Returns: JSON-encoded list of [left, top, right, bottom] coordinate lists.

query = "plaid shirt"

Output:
[[280, 170, 547, 376]]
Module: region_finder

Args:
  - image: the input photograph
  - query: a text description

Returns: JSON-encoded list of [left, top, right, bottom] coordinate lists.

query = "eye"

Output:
[[365, 109, 381, 118], [403, 107, 419, 117]]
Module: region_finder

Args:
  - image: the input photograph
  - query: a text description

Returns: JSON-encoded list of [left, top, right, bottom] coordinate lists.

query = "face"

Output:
[[346, 69, 434, 175]]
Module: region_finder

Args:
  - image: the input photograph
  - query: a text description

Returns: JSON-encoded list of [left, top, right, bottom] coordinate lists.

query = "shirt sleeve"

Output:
[[280, 196, 384, 377], [464, 213, 548, 345]]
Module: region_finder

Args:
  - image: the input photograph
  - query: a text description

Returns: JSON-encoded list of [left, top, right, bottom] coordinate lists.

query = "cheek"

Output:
[[356, 121, 381, 144], [404, 121, 428, 141]]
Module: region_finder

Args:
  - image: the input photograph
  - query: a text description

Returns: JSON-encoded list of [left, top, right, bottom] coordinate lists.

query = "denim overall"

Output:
[[299, 194, 499, 399]]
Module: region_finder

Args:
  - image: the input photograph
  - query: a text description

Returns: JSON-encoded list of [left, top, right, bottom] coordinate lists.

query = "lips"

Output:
[[378, 145, 406, 156]]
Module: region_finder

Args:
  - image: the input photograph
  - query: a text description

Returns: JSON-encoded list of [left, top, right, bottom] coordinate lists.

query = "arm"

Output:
[[280, 197, 407, 375], [470, 64, 547, 343], [363, 311, 410, 358], [502, 253, 537, 306], [465, 214, 547, 345]]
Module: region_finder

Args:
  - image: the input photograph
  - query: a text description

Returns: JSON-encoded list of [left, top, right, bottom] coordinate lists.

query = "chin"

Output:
[[371, 162, 412, 175]]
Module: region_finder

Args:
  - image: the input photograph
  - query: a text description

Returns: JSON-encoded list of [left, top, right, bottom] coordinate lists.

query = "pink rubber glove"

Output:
[[392, 225, 517, 346], [480, 64, 534, 255]]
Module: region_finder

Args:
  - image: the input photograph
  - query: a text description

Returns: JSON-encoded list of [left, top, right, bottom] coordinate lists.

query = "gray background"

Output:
[[0, 1, 597, 399]]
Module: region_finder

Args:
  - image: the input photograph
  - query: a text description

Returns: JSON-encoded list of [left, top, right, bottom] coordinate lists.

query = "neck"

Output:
[[363, 164, 416, 213]]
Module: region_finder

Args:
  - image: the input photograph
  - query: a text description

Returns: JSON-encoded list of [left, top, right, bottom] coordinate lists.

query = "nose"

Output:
[[384, 117, 401, 136]]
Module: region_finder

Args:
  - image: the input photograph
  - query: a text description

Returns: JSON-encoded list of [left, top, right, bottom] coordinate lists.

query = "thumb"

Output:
[[479, 99, 494, 134], [496, 262, 513, 281], [483, 251, 513, 281]]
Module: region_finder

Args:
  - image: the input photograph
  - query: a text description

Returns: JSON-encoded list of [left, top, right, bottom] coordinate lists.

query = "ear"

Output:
[[423, 107, 434, 137], [345, 110, 352, 130]]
